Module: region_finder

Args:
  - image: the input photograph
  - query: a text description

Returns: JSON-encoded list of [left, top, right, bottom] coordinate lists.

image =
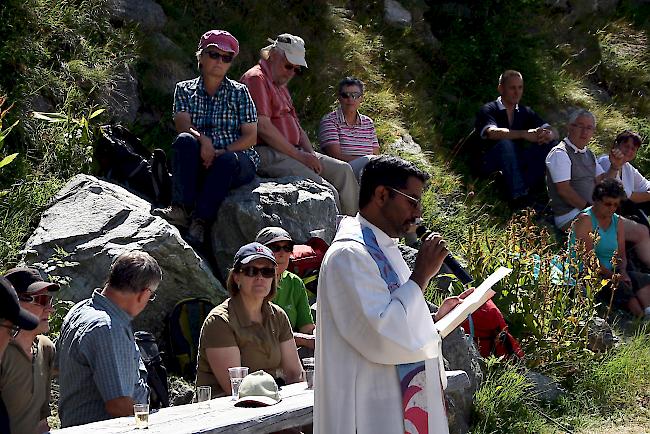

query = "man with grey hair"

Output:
[[545, 110, 620, 229], [57, 251, 162, 427], [475, 70, 558, 208], [240, 34, 359, 216]]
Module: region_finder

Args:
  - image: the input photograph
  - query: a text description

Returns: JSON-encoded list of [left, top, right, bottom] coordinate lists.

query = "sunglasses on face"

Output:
[[339, 91, 362, 100], [284, 63, 302, 75], [0, 323, 21, 338], [19, 293, 54, 308], [204, 51, 234, 63], [268, 243, 294, 253], [239, 266, 276, 278], [387, 187, 422, 209]]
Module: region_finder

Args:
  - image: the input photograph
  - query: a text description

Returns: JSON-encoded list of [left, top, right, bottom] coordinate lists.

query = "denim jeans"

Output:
[[171, 133, 256, 222], [482, 139, 554, 199]]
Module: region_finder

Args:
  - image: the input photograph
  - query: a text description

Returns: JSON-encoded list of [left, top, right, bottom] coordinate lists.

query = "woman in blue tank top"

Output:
[[571, 178, 650, 318]]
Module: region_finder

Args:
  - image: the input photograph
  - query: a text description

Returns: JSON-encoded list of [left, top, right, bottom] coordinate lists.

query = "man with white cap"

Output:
[[1, 267, 59, 434], [153, 29, 258, 245], [240, 34, 359, 216], [0, 275, 39, 433]]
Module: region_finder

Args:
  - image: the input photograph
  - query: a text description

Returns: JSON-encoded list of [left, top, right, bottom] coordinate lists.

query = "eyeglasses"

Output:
[[0, 323, 21, 338], [146, 288, 157, 302], [268, 243, 294, 253], [387, 187, 421, 209], [339, 91, 362, 100], [204, 51, 234, 63], [284, 63, 302, 75], [19, 293, 54, 308], [239, 266, 276, 278], [570, 123, 595, 132]]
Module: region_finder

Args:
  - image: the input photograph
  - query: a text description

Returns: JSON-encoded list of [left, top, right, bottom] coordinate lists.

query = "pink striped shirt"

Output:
[[318, 108, 379, 157]]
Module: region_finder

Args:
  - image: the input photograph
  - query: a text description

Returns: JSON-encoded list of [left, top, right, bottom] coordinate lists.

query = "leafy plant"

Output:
[[31, 108, 105, 176], [0, 96, 18, 171], [461, 211, 605, 368]]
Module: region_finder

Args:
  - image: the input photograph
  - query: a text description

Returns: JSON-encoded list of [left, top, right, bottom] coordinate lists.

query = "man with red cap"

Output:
[[153, 30, 258, 246], [240, 34, 359, 216], [1, 267, 59, 434]]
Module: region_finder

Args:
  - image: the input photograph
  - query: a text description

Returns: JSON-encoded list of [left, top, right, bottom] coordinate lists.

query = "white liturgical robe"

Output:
[[314, 214, 447, 434]]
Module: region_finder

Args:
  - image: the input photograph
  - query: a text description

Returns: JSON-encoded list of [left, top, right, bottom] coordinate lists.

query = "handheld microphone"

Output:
[[415, 225, 474, 285]]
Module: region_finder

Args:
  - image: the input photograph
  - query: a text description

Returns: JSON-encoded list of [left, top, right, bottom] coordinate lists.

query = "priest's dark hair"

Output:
[[359, 156, 429, 209]]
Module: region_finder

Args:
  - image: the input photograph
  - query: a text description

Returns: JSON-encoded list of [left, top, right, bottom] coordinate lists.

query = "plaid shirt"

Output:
[[56, 290, 149, 427], [174, 76, 260, 168]]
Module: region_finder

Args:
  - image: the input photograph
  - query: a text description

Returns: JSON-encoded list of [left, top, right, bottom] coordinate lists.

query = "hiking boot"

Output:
[[187, 218, 206, 245], [152, 205, 190, 228]]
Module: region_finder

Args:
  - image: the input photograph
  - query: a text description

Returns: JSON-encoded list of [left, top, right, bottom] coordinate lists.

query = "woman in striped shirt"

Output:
[[318, 77, 380, 181]]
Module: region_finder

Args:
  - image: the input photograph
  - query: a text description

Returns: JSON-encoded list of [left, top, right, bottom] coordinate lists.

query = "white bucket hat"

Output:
[[261, 33, 308, 67]]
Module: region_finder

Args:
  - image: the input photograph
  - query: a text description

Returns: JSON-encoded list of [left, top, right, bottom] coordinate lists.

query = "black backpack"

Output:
[[134, 331, 170, 409], [94, 125, 172, 207]]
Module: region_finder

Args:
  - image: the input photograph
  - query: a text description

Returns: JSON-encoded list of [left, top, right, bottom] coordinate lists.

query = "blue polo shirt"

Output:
[[173, 75, 260, 168], [56, 289, 149, 427]]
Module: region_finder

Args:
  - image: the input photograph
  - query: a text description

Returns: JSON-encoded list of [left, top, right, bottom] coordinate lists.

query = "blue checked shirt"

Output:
[[174, 76, 260, 168], [56, 289, 149, 427]]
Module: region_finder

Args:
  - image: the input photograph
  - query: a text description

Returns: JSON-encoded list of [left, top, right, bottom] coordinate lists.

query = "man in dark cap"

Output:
[[0, 275, 39, 433], [1, 267, 59, 434], [153, 29, 258, 246]]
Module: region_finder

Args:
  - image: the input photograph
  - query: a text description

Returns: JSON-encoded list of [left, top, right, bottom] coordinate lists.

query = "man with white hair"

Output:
[[240, 34, 359, 216], [546, 110, 619, 230]]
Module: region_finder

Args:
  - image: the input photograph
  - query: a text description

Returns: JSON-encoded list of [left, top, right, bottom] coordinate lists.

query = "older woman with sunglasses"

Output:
[[570, 178, 650, 318], [195, 242, 303, 397], [319, 77, 380, 181], [256, 227, 316, 350]]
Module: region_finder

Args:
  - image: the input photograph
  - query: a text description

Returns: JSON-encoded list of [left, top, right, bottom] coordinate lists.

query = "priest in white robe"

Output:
[[314, 156, 471, 434]]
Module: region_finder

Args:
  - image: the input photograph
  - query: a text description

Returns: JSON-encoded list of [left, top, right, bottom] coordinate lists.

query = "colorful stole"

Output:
[[337, 221, 449, 434]]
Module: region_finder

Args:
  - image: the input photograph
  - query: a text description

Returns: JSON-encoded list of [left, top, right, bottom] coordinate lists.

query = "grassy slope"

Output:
[[2, 0, 650, 431]]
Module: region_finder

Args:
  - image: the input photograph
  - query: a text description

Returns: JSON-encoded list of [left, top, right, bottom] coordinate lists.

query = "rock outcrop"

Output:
[[211, 176, 338, 279], [22, 175, 226, 338]]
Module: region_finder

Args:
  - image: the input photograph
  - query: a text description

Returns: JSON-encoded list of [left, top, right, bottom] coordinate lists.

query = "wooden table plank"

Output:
[[54, 382, 313, 433]]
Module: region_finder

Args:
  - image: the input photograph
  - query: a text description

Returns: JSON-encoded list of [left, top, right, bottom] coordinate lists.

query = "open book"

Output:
[[434, 266, 512, 338]]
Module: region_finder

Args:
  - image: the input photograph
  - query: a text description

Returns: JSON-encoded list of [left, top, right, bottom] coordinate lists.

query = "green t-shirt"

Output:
[[274, 270, 314, 330]]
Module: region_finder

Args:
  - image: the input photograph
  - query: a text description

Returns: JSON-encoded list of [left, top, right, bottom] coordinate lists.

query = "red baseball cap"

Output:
[[198, 30, 239, 56]]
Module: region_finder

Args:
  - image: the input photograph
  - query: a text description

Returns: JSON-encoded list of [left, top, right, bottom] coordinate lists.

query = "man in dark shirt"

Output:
[[475, 70, 558, 208]]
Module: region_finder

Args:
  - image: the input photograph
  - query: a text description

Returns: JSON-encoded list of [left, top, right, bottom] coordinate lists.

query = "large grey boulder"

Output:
[[384, 0, 412, 28], [211, 176, 337, 279], [22, 174, 226, 338], [107, 0, 167, 32]]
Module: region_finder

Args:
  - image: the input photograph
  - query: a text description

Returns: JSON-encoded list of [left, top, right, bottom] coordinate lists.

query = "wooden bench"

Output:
[[54, 382, 313, 434]]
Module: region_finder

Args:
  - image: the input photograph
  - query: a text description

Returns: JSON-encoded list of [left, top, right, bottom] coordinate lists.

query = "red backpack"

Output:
[[461, 300, 525, 359], [288, 237, 329, 296]]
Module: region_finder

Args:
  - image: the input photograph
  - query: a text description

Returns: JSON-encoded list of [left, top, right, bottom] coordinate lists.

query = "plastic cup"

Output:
[[302, 357, 315, 389], [228, 366, 249, 400], [196, 385, 211, 408], [133, 403, 149, 429]]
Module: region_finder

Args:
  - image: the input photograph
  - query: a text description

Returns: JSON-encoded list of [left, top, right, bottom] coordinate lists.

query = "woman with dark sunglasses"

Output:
[[318, 77, 380, 181], [195, 242, 303, 398], [256, 227, 316, 351]]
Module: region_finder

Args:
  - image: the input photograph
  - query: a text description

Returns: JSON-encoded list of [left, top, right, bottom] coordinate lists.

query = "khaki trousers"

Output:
[[256, 146, 359, 216]]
